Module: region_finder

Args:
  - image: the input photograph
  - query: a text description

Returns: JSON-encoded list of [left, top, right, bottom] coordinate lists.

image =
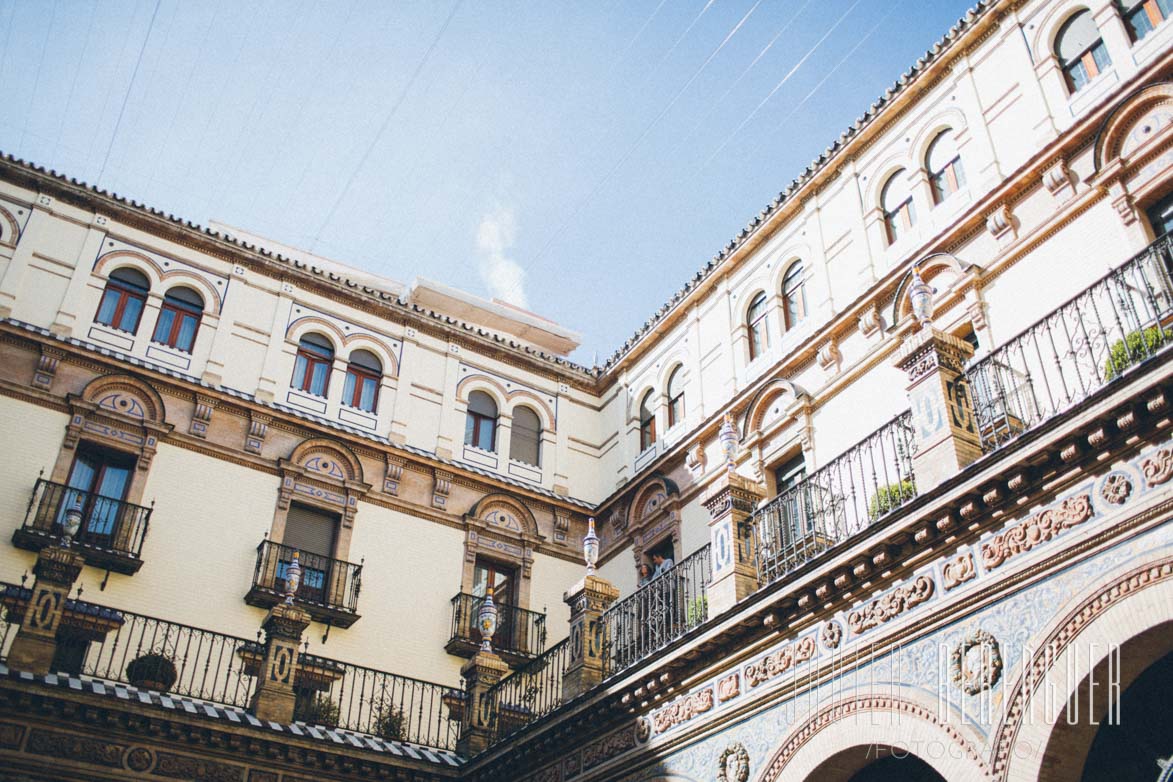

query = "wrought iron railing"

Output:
[[0, 581, 254, 707], [248, 540, 362, 621], [483, 636, 571, 743], [966, 232, 1173, 451], [449, 593, 547, 660], [14, 478, 151, 570], [752, 411, 917, 588], [0, 582, 460, 750], [601, 544, 712, 678], [288, 653, 461, 750]]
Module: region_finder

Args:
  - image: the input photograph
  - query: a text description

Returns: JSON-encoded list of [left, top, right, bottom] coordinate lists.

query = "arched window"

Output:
[[926, 130, 966, 204], [510, 406, 542, 466], [292, 333, 334, 397], [343, 349, 381, 412], [1055, 10, 1110, 93], [881, 171, 916, 244], [746, 292, 769, 360], [1123, 0, 1171, 41], [151, 286, 204, 353], [781, 262, 807, 331], [639, 390, 656, 451], [465, 391, 498, 452], [95, 267, 149, 334], [667, 367, 684, 428]]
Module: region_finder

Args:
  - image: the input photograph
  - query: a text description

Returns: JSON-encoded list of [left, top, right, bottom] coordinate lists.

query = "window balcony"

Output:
[[11, 478, 152, 575], [446, 592, 547, 667], [244, 540, 362, 629]]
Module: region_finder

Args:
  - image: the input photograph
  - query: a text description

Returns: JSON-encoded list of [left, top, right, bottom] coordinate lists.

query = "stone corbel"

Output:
[[985, 204, 1015, 244], [966, 298, 989, 333], [1042, 158, 1074, 201], [858, 303, 883, 338], [553, 507, 570, 545], [245, 412, 270, 455], [816, 339, 842, 373], [1107, 179, 1139, 226], [383, 454, 405, 496], [685, 441, 707, 480], [433, 469, 453, 509], [31, 346, 64, 391], [190, 394, 216, 438]]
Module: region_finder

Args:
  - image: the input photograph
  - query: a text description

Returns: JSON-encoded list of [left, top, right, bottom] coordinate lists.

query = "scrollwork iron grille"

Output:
[[482, 636, 570, 743], [752, 411, 917, 588], [449, 592, 547, 659], [967, 232, 1173, 451], [20, 478, 151, 560], [294, 654, 461, 750], [252, 540, 362, 615], [0, 582, 254, 707], [600, 543, 712, 678]]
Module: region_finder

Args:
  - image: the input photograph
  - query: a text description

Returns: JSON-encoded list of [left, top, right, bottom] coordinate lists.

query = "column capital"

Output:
[[701, 471, 765, 518], [894, 327, 974, 382]]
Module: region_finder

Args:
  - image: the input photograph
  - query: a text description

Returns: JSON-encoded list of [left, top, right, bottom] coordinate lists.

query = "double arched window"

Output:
[[510, 406, 542, 466], [746, 292, 769, 360], [95, 267, 149, 334], [343, 350, 382, 412], [667, 367, 684, 428], [292, 334, 334, 397], [1055, 10, 1110, 93], [1123, 0, 1171, 41], [881, 171, 916, 244], [152, 287, 204, 353], [465, 391, 498, 452], [926, 130, 966, 204], [781, 262, 807, 331], [639, 390, 656, 451]]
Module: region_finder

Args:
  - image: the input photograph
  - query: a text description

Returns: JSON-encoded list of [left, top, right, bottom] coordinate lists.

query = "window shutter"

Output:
[[283, 503, 338, 558]]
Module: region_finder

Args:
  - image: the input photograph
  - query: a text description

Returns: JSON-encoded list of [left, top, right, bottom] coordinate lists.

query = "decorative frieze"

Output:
[[979, 494, 1093, 570], [716, 672, 740, 702], [651, 687, 713, 734], [581, 724, 636, 770], [949, 629, 1002, 695], [1141, 448, 1173, 486], [1100, 472, 1132, 505], [820, 620, 843, 650], [942, 552, 977, 591], [846, 574, 935, 635], [744, 636, 816, 688]]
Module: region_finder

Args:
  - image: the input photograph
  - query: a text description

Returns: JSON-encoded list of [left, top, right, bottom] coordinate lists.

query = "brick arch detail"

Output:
[[0, 204, 19, 247], [757, 692, 990, 782], [93, 249, 223, 316], [990, 555, 1173, 781], [741, 377, 806, 439], [1094, 81, 1173, 170], [455, 373, 555, 432], [79, 373, 167, 425], [287, 437, 364, 484]]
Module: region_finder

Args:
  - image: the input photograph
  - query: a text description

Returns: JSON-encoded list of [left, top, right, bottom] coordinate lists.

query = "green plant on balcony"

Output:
[[373, 701, 406, 741], [867, 480, 916, 520], [125, 652, 178, 692], [1103, 326, 1170, 381], [293, 691, 340, 727], [685, 595, 707, 625]]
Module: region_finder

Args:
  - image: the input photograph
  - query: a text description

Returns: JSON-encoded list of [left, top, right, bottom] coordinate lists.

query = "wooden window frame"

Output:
[[1123, 0, 1170, 40], [151, 294, 203, 353], [746, 292, 769, 361], [666, 369, 684, 429], [884, 198, 915, 244], [292, 337, 334, 397], [343, 364, 380, 412], [95, 277, 148, 335], [639, 391, 656, 452], [781, 264, 807, 331], [509, 406, 542, 467], [465, 391, 499, 452]]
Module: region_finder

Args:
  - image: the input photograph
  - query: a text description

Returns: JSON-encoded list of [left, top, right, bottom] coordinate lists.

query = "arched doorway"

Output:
[[847, 753, 946, 782], [1081, 645, 1173, 781]]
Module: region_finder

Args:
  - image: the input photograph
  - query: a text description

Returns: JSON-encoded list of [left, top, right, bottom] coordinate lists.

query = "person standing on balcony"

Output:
[[638, 562, 653, 586], [651, 552, 674, 577]]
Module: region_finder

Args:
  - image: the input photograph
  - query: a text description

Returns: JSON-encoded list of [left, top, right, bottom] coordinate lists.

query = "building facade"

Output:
[[0, 0, 1172, 779]]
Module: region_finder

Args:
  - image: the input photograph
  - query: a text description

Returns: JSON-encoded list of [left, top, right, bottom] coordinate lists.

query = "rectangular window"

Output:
[[62, 447, 136, 544], [1124, 0, 1170, 40], [95, 287, 146, 333], [280, 503, 339, 603], [342, 370, 379, 412]]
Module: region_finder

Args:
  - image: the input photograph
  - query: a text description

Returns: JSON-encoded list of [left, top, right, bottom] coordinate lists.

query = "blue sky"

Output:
[[0, 0, 977, 362]]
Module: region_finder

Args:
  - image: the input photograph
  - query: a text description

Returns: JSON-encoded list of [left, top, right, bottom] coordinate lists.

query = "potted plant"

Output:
[[867, 480, 916, 520], [125, 652, 178, 692], [686, 595, 707, 625], [1103, 325, 1169, 381], [373, 701, 406, 741], [293, 691, 340, 727]]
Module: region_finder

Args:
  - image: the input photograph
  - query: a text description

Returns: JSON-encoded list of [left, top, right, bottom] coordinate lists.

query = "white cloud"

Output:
[[475, 208, 529, 309]]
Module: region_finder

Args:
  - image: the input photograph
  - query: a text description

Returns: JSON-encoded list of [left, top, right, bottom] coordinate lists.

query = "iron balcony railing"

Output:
[[602, 544, 712, 678], [13, 478, 152, 572], [0, 582, 461, 751], [752, 411, 917, 588], [246, 540, 362, 627], [483, 636, 571, 743], [449, 593, 547, 661], [966, 232, 1173, 452]]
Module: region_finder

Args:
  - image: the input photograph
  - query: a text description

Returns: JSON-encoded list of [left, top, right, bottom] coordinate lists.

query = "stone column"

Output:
[[7, 545, 85, 675], [895, 327, 981, 492], [561, 575, 619, 701], [250, 602, 312, 724], [455, 649, 510, 757], [703, 472, 764, 615]]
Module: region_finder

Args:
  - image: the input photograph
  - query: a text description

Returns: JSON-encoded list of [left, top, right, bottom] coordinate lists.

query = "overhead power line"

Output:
[[96, 0, 162, 186]]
